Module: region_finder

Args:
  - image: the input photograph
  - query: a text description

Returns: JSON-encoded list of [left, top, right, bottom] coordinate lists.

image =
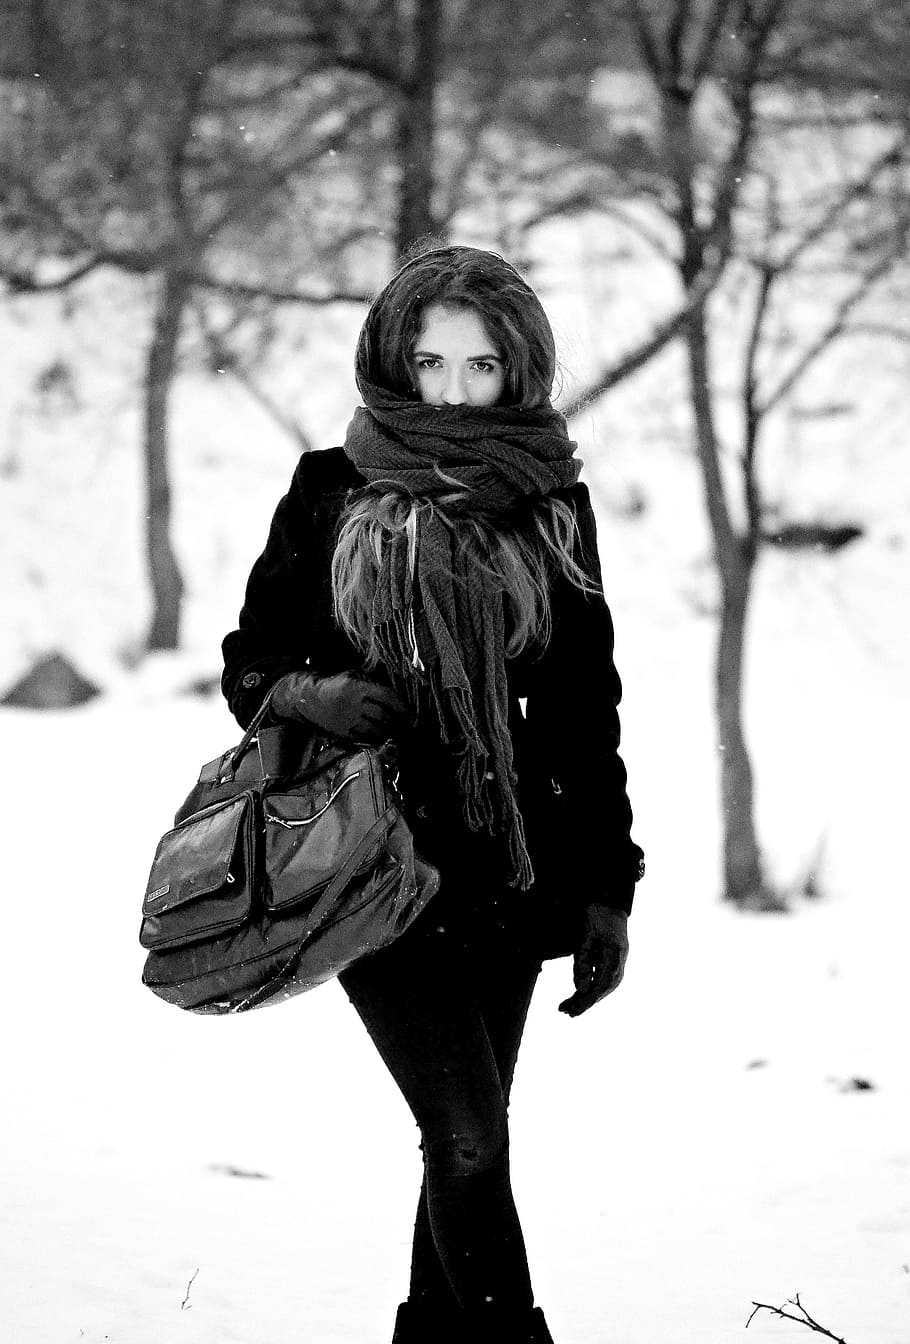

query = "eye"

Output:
[[415, 357, 442, 370], [470, 360, 499, 374]]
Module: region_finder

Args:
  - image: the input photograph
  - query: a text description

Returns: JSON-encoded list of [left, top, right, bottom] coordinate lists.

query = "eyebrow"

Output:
[[412, 349, 503, 362]]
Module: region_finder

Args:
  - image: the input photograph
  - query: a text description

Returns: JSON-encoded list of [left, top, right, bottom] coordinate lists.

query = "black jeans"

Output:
[[339, 899, 542, 1320]]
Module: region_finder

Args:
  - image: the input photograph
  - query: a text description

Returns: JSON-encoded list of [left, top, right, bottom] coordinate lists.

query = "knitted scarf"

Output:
[[340, 377, 581, 888]]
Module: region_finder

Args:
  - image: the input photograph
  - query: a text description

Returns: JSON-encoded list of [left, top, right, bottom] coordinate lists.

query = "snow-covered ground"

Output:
[[2, 641, 908, 1344], [2, 231, 909, 1342]]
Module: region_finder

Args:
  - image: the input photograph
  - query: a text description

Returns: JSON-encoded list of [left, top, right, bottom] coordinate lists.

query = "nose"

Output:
[[440, 367, 466, 405]]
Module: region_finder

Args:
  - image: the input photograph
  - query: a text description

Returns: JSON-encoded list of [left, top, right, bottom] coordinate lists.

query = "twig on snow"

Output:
[[747, 1294, 847, 1342], [181, 1267, 200, 1310]]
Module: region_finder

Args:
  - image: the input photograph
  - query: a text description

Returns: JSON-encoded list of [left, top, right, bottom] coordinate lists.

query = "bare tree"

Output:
[[563, 0, 910, 907], [1, 0, 382, 648], [283, 0, 446, 253], [653, 0, 791, 908], [2, 1, 608, 650]]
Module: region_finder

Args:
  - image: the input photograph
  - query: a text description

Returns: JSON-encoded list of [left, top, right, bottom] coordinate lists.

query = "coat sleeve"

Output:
[[221, 457, 320, 728], [524, 483, 644, 913]]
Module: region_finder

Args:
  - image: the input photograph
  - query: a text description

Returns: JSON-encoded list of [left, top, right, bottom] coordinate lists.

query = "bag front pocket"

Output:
[[140, 792, 254, 951], [263, 758, 383, 911]]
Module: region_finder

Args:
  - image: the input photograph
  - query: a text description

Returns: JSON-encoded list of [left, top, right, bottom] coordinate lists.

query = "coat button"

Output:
[[242, 671, 262, 689], [415, 805, 428, 821]]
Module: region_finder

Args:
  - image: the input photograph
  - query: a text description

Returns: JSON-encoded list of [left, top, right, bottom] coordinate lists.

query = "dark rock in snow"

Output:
[[1, 652, 100, 709], [762, 521, 864, 552], [827, 1075, 877, 1093], [184, 674, 222, 698], [839, 1076, 876, 1093], [208, 1162, 271, 1180]]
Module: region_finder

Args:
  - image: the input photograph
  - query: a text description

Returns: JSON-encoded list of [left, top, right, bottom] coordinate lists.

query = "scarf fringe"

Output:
[[343, 394, 578, 889], [507, 801, 534, 890]]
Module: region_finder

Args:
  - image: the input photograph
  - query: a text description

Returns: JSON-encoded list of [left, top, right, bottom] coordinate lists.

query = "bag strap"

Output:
[[235, 793, 399, 1012]]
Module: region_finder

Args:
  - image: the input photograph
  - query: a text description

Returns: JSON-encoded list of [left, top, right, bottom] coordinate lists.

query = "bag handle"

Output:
[[224, 679, 286, 778]]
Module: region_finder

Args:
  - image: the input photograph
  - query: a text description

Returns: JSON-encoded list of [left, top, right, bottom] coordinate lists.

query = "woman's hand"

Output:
[[558, 905, 629, 1017], [270, 670, 407, 743]]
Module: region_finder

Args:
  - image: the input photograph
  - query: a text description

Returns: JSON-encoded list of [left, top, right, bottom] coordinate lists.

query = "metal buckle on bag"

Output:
[[216, 748, 237, 786]]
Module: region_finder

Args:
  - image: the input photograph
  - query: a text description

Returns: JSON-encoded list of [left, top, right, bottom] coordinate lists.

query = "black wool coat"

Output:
[[221, 446, 644, 960]]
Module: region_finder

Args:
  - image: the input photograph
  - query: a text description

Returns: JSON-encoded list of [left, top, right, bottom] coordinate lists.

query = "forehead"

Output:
[[415, 303, 497, 350]]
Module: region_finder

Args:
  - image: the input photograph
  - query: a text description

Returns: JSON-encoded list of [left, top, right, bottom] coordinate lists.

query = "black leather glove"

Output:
[[558, 905, 629, 1017], [269, 670, 407, 743]]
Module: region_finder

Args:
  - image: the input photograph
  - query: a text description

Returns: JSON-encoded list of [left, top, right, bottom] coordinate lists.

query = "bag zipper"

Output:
[[264, 770, 362, 828]]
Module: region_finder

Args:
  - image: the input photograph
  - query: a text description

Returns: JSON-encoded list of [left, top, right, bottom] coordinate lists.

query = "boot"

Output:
[[391, 1299, 464, 1343], [527, 1306, 556, 1343], [392, 1298, 555, 1343], [476, 1304, 556, 1343]]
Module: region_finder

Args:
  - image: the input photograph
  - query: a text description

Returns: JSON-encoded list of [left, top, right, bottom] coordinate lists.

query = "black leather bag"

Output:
[[140, 696, 440, 1014]]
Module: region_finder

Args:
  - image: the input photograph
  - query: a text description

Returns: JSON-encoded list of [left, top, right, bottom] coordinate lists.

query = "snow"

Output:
[[1, 669, 909, 1343], [3, 215, 910, 1342]]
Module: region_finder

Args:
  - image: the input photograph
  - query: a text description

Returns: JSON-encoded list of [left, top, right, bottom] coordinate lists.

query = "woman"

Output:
[[221, 246, 644, 1344]]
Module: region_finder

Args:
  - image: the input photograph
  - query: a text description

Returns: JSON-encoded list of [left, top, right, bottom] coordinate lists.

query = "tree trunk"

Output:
[[144, 265, 188, 651], [715, 564, 772, 907], [395, 0, 441, 253], [685, 308, 779, 908]]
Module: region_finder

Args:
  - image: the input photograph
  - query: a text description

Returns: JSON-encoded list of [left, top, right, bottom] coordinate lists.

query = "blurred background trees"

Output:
[[1, 0, 907, 908]]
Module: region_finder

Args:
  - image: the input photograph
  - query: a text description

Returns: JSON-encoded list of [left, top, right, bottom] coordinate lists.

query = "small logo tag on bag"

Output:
[[148, 884, 171, 901]]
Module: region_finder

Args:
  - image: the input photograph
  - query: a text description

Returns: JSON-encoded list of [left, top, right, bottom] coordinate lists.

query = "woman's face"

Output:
[[411, 304, 507, 407]]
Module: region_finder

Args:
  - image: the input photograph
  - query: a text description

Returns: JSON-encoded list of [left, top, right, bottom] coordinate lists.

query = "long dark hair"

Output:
[[355, 245, 557, 408]]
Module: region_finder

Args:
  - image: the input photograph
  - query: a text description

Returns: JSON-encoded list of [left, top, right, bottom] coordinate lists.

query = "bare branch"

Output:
[[747, 1295, 848, 1343], [691, 0, 736, 86], [741, 259, 774, 554], [180, 1268, 199, 1311], [201, 95, 383, 237], [772, 137, 907, 273], [2, 256, 104, 293], [566, 0, 782, 411], [743, 269, 775, 401], [202, 73, 306, 114], [761, 108, 908, 131], [703, 0, 788, 265], [1, 253, 371, 307], [743, 174, 781, 424], [294, 18, 402, 88], [311, 49, 401, 89], [757, 246, 904, 417], [564, 0, 791, 416], [626, 0, 666, 81], [1, 167, 108, 258], [666, 0, 694, 78], [191, 272, 369, 305], [520, 191, 678, 262], [215, 6, 402, 85], [564, 258, 724, 412], [194, 302, 315, 453], [167, 2, 236, 227], [848, 320, 910, 340], [218, 30, 314, 61]]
